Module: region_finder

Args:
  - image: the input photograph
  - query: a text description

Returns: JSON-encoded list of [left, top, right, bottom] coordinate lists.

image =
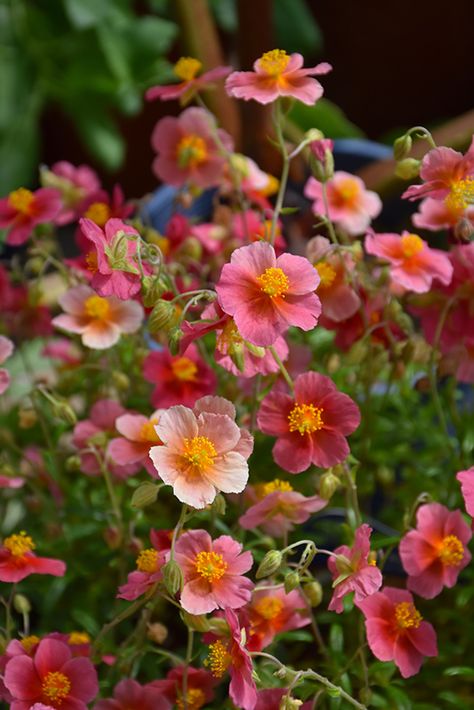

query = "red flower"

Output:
[[0, 187, 62, 246], [93, 678, 170, 710], [149, 665, 216, 709], [0, 532, 66, 583]]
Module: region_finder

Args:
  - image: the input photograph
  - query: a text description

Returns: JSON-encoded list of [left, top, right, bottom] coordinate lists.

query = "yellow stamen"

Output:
[[445, 177, 474, 212], [85, 251, 98, 273], [170, 356, 198, 382], [258, 49, 290, 76], [136, 548, 159, 573], [20, 635, 40, 653], [83, 201, 111, 227], [205, 640, 231, 678], [182, 436, 217, 471], [8, 187, 35, 214], [3, 531, 35, 557], [139, 418, 161, 443], [395, 601, 422, 629], [438, 534, 464, 566], [401, 233, 424, 258], [174, 57, 202, 82], [261, 479, 294, 496], [176, 688, 206, 710], [256, 266, 290, 298], [333, 178, 360, 208], [84, 295, 111, 320], [68, 631, 91, 645], [315, 262, 337, 289], [41, 671, 71, 705], [195, 550, 228, 583], [253, 595, 284, 620], [288, 403, 324, 435], [176, 135, 208, 169]]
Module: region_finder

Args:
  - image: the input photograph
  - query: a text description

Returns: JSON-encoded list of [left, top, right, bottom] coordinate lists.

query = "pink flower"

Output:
[[41, 161, 101, 225], [149, 396, 252, 508], [365, 230, 453, 293], [108, 411, 162, 476], [356, 587, 438, 678], [79, 185, 134, 230], [205, 608, 257, 710], [149, 666, 215, 709], [231, 209, 286, 253], [117, 531, 169, 601], [457, 467, 474, 518], [175, 529, 253, 614], [52, 285, 143, 350], [399, 502, 472, 599], [255, 689, 311, 710], [306, 236, 361, 321], [4, 637, 98, 710], [151, 107, 233, 188], [244, 587, 311, 651], [226, 50, 331, 105], [0, 335, 14, 395], [216, 241, 321, 347], [143, 344, 216, 409], [0, 531, 66, 583], [412, 196, 474, 232], [257, 371, 361, 473], [41, 339, 81, 367], [93, 679, 170, 710], [239, 479, 327, 537], [146, 56, 231, 103], [0, 187, 62, 246], [305, 171, 382, 236], [0, 475, 24, 489], [402, 138, 474, 202], [327, 524, 382, 613]]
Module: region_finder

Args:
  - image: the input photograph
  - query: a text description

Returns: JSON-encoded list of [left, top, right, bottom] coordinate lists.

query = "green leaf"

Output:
[[274, 0, 323, 55], [209, 0, 237, 32], [289, 98, 364, 139], [74, 111, 125, 170], [62, 0, 127, 29], [280, 206, 300, 215], [444, 666, 474, 679], [131, 16, 178, 55], [329, 623, 344, 654]]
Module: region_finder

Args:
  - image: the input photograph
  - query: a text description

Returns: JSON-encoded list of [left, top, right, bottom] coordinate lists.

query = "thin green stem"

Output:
[[269, 100, 290, 246], [269, 346, 294, 392]]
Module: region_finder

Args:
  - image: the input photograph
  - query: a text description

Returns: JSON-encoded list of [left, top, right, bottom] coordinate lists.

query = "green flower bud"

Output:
[[280, 696, 303, 710], [111, 371, 130, 390], [162, 559, 183, 596], [303, 580, 323, 607], [395, 158, 421, 180], [256, 550, 283, 579], [141, 276, 167, 307], [148, 300, 178, 335], [284, 571, 300, 593], [393, 134, 413, 161], [211, 493, 226, 516], [131, 482, 160, 509], [319, 471, 340, 500], [14, 594, 31, 614], [181, 611, 212, 632], [168, 327, 183, 356]]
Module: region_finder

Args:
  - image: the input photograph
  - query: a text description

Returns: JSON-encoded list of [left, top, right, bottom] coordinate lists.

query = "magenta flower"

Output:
[[244, 586, 311, 651], [93, 678, 170, 710], [0, 531, 66, 583], [399, 503, 472, 599], [402, 138, 474, 202], [146, 56, 231, 103], [0, 187, 62, 246], [151, 107, 233, 188], [457, 467, 474, 518], [257, 371, 361, 473], [305, 171, 382, 236], [239, 479, 327, 537], [117, 532, 168, 601], [216, 241, 321, 347], [226, 49, 331, 105], [41, 161, 101, 225], [0, 335, 14, 395], [327, 524, 382, 613], [175, 529, 253, 614], [149, 665, 216, 709], [108, 410, 163, 476], [4, 638, 98, 710], [356, 587, 438, 678]]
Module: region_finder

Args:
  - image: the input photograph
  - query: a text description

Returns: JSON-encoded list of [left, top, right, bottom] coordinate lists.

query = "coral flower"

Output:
[[0, 335, 14, 395], [108, 410, 162, 476], [52, 284, 143, 350], [257, 371, 361, 473], [305, 171, 382, 236], [4, 637, 98, 710], [399, 502, 472, 599], [327, 524, 382, 613], [151, 107, 233, 188], [205, 608, 257, 710], [0, 187, 62, 246], [40, 161, 101, 225], [239, 479, 327, 537], [146, 56, 231, 103], [244, 587, 311, 651], [149, 398, 252, 508], [143, 344, 217, 409], [93, 678, 170, 710], [216, 241, 321, 347], [457, 467, 474, 518], [117, 531, 169, 601], [226, 49, 331, 105], [0, 531, 66, 583], [365, 230, 453, 293], [356, 587, 438, 678], [150, 666, 215, 710], [175, 529, 253, 614]]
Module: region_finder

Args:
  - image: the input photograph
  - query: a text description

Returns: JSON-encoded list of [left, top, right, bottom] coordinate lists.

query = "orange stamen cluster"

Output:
[[253, 595, 284, 620], [258, 49, 290, 76], [136, 548, 159, 573], [20, 635, 40, 653], [438, 534, 464, 566], [261, 479, 294, 496], [177, 135, 208, 169], [256, 267, 290, 298], [171, 356, 198, 382], [176, 687, 206, 710], [41, 671, 71, 705], [3, 531, 36, 557], [195, 550, 228, 582], [84, 295, 111, 320], [332, 178, 360, 208], [139, 419, 161, 443], [182, 436, 217, 471], [445, 177, 474, 212], [395, 601, 422, 629], [68, 631, 91, 645], [288, 403, 324, 435], [315, 261, 337, 289], [205, 640, 231, 678], [401, 233, 424, 258], [83, 202, 111, 227], [174, 57, 202, 82], [8, 187, 35, 214]]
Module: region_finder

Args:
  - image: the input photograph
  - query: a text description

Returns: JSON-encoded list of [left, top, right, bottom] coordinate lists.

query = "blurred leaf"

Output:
[[289, 98, 365, 139], [385, 686, 412, 710], [209, 0, 237, 32], [329, 623, 344, 654], [131, 16, 178, 55], [62, 0, 127, 29], [274, 0, 323, 56], [74, 111, 125, 170], [444, 667, 474, 678]]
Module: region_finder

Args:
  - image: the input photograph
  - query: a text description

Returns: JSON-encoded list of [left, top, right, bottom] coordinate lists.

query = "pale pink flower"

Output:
[[328, 524, 382, 613], [356, 587, 438, 678], [0, 187, 62, 246], [365, 230, 453, 293], [0, 335, 14, 395], [216, 241, 321, 347], [52, 284, 143, 350], [42, 338, 81, 367], [402, 138, 474, 202], [93, 678, 170, 710], [399, 502, 472, 599], [0, 531, 66, 583], [305, 171, 382, 236], [108, 411, 163, 476], [41, 161, 101, 225], [226, 50, 331, 105], [151, 107, 233, 188], [146, 56, 231, 103], [244, 586, 311, 651], [457, 467, 474, 518]]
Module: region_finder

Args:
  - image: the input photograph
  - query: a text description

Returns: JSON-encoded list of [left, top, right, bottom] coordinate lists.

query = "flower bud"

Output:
[[180, 237, 203, 261], [454, 218, 474, 243], [65, 455, 81, 472], [148, 300, 178, 335], [302, 580, 323, 607], [111, 371, 130, 390], [14, 594, 31, 615], [393, 134, 412, 161], [103, 526, 122, 549], [211, 493, 226, 516], [168, 327, 183, 356], [305, 128, 324, 143], [131, 482, 160, 509], [18, 408, 37, 429], [181, 611, 212, 632], [359, 688, 372, 705], [319, 471, 340, 500], [395, 158, 420, 180], [141, 276, 167, 307], [284, 571, 300, 593], [256, 550, 283, 579], [208, 617, 229, 635], [52, 401, 77, 426], [162, 559, 183, 595], [229, 342, 246, 373], [147, 622, 168, 644], [280, 696, 303, 710]]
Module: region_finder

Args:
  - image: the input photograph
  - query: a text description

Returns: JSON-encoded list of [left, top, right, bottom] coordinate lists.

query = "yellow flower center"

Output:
[[315, 262, 337, 289], [174, 57, 203, 82], [195, 550, 228, 583], [170, 356, 198, 382], [85, 251, 98, 273], [84, 295, 111, 320], [205, 640, 231, 678], [4, 531, 36, 557], [288, 403, 324, 435], [401, 233, 424, 258], [176, 688, 206, 710], [216, 319, 242, 353], [261, 479, 294, 496], [68, 631, 91, 645], [20, 635, 40, 653], [139, 418, 161, 443], [83, 201, 111, 227], [8, 187, 35, 214], [177, 135, 208, 169], [256, 266, 290, 298], [182, 436, 217, 471], [253, 595, 284, 620], [258, 49, 290, 76], [332, 178, 360, 208], [41, 671, 71, 705], [395, 601, 422, 629], [136, 548, 159, 573], [445, 177, 474, 212], [438, 534, 464, 566]]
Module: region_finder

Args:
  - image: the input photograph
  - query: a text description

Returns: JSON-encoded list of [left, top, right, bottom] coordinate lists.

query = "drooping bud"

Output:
[[162, 559, 183, 595], [141, 275, 167, 307], [310, 138, 335, 182], [131, 482, 160, 509], [280, 696, 303, 710], [393, 134, 413, 161], [168, 327, 183, 356], [302, 580, 323, 607], [13, 594, 31, 615], [284, 571, 300, 594], [395, 158, 420, 180], [256, 550, 283, 579], [111, 371, 130, 390], [181, 611, 212, 632], [211, 493, 226, 516], [148, 300, 179, 335], [319, 471, 340, 500], [147, 622, 168, 644]]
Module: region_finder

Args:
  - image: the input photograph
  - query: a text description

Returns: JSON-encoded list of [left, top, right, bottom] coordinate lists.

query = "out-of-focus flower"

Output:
[[93, 678, 170, 710], [108, 410, 163, 476], [146, 56, 231, 103], [244, 586, 311, 651], [0, 187, 62, 246], [117, 530, 169, 601], [0, 335, 14, 395], [457, 467, 474, 518], [149, 665, 215, 710], [0, 531, 66, 583], [40, 161, 101, 225]]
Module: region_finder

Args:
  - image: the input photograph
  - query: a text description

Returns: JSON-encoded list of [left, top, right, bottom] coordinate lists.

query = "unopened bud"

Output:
[[207, 617, 229, 635], [454, 218, 474, 243], [53, 401, 77, 426], [280, 696, 303, 710], [229, 342, 246, 373], [148, 300, 178, 335], [395, 158, 420, 180], [141, 276, 167, 307], [284, 571, 300, 593], [131, 482, 160, 509], [146, 622, 168, 644], [319, 471, 340, 500], [305, 128, 324, 143], [103, 526, 122, 549], [393, 134, 413, 161], [256, 550, 283, 579], [14, 594, 31, 615], [18, 409, 37, 429], [211, 493, 226, 516], [359, 688, 372, 705], [111, 371, 130, 390], [162, 559, 183, 595], [168, 327, 183, 356], [302, 580, 323, 607], [65, 455, 81, 473], [180, 237, 203, 261], [181, 611, 212, 632]]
